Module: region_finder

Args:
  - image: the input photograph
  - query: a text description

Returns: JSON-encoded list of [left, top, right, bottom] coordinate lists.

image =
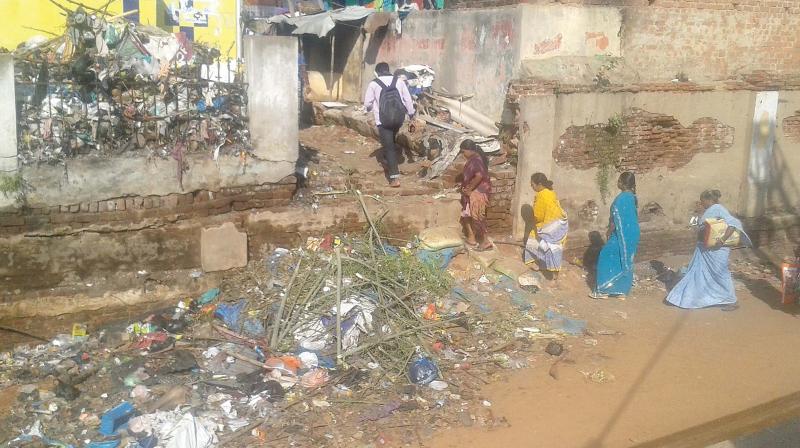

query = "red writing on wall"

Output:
[[460, 29, 477, 52], [413, 38, 445, 51], [492, 20, 514, 49], [534, 33, 562, 55], [585, 32, 610, 51]]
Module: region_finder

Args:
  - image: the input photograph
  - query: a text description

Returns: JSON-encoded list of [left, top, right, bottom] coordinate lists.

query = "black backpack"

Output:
[[375, 76, 407, 130]]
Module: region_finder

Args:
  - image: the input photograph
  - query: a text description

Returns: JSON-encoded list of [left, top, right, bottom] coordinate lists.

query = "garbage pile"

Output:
[[13, 4, 248, 165], [0, 203, 589, 447]]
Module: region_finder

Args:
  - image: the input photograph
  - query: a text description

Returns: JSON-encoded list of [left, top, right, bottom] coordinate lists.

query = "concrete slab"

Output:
[[201, 222, 248, 272], [467, 246, 501, 269], [491, 257, 530, 280]]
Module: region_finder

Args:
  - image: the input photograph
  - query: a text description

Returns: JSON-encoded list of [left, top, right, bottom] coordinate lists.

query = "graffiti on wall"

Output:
[[534, 33, 562, 55], [166, 0, 210, 27], [0, 0, 236, 56], [585, 32, 609, 51]]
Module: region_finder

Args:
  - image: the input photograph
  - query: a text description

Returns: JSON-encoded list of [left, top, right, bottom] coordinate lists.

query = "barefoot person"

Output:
[[459, 140, 493, 251], [524, 173, 569, 276], [591, 172, 640, 299], [666, 190, 751, 310], [363, 62, 416, 188]]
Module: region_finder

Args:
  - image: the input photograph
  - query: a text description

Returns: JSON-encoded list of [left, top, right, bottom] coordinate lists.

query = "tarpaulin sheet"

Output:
[[267, 6, 375, 37]]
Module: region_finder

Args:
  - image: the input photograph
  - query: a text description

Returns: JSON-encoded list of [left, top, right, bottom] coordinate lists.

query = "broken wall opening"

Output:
[[302, 25, 364, 102]]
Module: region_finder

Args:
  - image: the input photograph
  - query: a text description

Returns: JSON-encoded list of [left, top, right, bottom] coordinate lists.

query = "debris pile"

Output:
[[13, 4, 248, 165], [1, 196, 589, 447], [314, 66, 506, 179]]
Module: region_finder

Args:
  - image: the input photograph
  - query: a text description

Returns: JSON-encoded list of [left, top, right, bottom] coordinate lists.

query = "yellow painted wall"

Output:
[[1, 0, 237, 57]]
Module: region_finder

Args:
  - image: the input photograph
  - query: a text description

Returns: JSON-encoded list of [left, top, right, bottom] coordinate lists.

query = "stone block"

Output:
[[201, 222, 248, 272]]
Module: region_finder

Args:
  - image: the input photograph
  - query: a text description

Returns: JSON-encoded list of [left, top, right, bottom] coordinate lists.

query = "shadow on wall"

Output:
[[582, 231, 604, 290], [364, 27, 387, 66], [744, 135, 800, 315], [520, 203, 534, 246]]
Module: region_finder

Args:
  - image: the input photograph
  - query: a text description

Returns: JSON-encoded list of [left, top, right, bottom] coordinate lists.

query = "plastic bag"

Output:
[[407, 357, 439, 385]]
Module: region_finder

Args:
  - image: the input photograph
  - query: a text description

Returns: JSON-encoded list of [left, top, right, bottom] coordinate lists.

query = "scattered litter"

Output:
[[545, 310, 587, 335], [1, 216, 599, 444], [428, 380, 449, 391]]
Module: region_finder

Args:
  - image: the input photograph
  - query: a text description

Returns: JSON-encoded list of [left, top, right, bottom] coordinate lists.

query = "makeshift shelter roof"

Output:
[[267, 6, 375, 37]]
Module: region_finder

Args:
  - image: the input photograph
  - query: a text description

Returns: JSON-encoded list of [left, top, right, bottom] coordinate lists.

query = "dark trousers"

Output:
[[378, 125, 400, 179]]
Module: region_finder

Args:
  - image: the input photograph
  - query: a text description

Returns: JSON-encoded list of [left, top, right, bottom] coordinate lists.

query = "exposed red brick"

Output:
[[553, 108, 735, 172], [782, 111, 800, 142]]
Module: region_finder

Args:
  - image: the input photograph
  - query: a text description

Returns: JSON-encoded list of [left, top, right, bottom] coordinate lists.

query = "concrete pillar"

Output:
[[0, 54, 18, 209], [511, 95, 557, 239], [244, 36, 298, 163]]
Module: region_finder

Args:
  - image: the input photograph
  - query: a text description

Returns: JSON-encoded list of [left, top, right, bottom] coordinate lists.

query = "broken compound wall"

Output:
[[0, 171, 463, 306], [512, 87, 800, 259], [368, 4, 622, 121]]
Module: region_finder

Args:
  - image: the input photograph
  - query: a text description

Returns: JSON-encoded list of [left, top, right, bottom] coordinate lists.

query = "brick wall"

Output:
[[440, 161, 516, 233], [783, 112, 800, 142], [553, 108, 735, 172], [488, 166, 516, 232], [0, 179, 297, 237], [623, 2, 800, 82]]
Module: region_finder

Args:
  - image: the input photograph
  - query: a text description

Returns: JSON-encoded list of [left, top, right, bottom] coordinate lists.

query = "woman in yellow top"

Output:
[[524, 173, 569, 274]]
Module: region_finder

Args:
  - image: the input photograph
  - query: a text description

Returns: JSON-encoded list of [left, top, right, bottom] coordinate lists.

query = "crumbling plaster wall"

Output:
[[512, 90, 765, 240]]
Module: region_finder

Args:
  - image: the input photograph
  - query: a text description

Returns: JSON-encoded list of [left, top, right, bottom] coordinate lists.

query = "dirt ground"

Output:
[[3, 125, 798, 446], [430, 249, 800, 448]]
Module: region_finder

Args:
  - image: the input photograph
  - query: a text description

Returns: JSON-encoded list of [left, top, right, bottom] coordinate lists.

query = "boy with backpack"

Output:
[[363, 62, 416, 187]]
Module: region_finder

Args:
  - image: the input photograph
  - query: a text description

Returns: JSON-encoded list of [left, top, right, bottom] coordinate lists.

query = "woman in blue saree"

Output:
[[666, 190, 751, 310], [591, 172, 640, 299]]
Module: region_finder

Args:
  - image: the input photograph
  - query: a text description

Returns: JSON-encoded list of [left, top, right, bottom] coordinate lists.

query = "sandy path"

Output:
[[431, 258, 800, 448]]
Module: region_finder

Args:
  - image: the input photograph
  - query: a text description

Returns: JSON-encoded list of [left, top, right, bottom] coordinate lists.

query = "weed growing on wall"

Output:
[[593, 54, 622, 89], [0, 172, 27, 205], [590, 113, 625, 203]]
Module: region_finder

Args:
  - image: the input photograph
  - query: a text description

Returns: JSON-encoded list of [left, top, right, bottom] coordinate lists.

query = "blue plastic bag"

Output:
[[416, 247, 458, 269], [215, 300, 246, 329], [407, 357, 439, 385]]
